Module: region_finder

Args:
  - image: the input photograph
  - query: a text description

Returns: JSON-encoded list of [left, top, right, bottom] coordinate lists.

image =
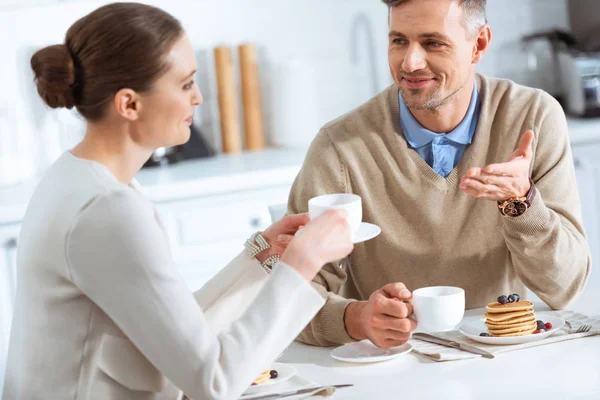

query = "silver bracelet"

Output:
[[244, 232, 270, 258]]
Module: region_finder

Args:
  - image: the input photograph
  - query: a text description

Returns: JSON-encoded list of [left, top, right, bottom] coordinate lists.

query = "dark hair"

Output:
[[30, 2, 184, 121], [381, 0, 487, 36]]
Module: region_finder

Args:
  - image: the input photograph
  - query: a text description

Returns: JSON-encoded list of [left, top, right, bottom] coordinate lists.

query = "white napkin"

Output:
[[410, 310, 600, 362], [239, 374, 336, 399]]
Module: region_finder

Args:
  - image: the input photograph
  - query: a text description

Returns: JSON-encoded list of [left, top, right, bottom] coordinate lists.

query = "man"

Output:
[[287, 0, 591, 349]]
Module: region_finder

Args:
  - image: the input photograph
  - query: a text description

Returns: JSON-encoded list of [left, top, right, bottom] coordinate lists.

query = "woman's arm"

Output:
[[66, 190, 325, 400], [193, 251, 270, 334]]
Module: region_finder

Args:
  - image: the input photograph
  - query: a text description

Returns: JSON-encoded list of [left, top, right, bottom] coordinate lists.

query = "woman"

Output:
[[2, 3, 353, 400]]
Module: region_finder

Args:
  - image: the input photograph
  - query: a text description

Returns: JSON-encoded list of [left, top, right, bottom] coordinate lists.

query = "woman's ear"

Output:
[[113, 88, 142, 121]]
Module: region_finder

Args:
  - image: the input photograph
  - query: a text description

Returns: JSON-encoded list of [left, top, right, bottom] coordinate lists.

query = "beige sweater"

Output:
[[288, 74, 591, 347]]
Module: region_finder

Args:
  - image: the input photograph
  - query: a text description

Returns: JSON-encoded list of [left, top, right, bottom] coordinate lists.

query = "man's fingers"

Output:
[[460, 181, 508, 201], [465, 167, 481, 178], [463, 176, 497, 194], [379, 329, 412, 342], [476, 172, 514, 187], [375, 314, 417, 332], [381, 283, 410, 300], [374, 296, 413, 319], [518, 130, 535, 160], [460, 185, 480, 198], [481, 159, 525, 177]]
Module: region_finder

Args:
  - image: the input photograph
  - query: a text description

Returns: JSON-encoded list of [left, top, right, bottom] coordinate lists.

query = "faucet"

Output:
[[350, 12, 380, 95]]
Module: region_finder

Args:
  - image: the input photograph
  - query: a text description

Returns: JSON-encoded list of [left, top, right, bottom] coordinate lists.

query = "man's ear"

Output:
[[472, 25, 492, 64]]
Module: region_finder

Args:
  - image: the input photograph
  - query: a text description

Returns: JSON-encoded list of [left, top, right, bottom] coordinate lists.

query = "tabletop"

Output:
[[278, 290, 600, 400]]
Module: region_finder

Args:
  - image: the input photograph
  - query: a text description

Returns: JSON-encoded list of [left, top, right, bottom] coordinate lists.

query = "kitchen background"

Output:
[[0, 0, 587, 184], [1, 0, 600, 394]]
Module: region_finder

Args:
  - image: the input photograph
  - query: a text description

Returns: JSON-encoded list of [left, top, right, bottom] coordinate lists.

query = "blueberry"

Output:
[[511, 293, 521, 302], [480, 332, 490, 337], [497, 295, 508, 304], [270, 370, 278, 379], [536, 320, 545, 330], [507, 294, 516, 303]]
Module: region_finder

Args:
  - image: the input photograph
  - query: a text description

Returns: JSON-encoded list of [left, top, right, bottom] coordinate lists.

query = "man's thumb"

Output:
[[518, 130, 535, 160]]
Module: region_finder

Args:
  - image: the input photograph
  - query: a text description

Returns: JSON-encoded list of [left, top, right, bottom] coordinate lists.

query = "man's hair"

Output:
[[381, 0, 487, 37]]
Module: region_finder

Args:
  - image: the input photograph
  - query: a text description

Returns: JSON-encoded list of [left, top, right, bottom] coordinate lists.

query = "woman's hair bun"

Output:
[[30, 44, 77, 109]]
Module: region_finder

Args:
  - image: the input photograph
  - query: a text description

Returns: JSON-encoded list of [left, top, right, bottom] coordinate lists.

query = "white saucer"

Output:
[[330, 340, 412, 363], [295, 222, 381, 244], [459, 315, 565, 345], [352, 222, 381, 244], [242, 363, 297, 395]]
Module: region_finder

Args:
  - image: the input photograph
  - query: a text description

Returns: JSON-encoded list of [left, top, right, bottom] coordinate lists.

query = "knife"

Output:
[[244, 384, 353, 400], [412, 333, 495, 359]]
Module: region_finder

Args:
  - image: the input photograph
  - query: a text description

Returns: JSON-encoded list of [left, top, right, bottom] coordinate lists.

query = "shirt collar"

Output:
[[399, 80, 479, 148]]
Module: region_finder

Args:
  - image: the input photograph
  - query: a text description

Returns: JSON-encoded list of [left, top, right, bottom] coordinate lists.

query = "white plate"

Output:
[[459, 315, 565, 345], [352, 222, 381, 244], [330, 340, 412, 363], [242, 363, 297, 395]]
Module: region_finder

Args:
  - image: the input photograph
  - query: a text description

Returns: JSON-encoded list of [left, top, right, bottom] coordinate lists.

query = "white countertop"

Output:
[[568, 117, 600, 146], [278, 289, 600, 400], [134, 148, 306, 202], [0, 148, 307, 225]]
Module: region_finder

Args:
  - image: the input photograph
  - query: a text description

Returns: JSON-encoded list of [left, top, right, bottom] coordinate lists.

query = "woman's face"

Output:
[[134, 34, 202, 149]]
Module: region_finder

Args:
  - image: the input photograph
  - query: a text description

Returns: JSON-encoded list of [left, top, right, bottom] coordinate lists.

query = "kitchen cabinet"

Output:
[[571, 143, 600, 290], [156, 185, 291, 291], [0, 224, 19, 396]]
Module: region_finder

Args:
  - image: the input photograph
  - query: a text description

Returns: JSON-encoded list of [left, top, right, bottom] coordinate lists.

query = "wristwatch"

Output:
[[498, 178, 536, 217]]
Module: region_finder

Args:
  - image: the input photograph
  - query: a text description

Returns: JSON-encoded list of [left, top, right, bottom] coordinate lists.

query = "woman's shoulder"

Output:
[[73, 189, 155, 231]]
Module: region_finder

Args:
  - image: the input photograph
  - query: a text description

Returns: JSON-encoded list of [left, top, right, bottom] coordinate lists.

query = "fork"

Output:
[[565, 321, 593, 334]]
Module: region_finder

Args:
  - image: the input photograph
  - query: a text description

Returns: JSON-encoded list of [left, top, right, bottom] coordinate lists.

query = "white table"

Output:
[[279, 290, 600, 399]]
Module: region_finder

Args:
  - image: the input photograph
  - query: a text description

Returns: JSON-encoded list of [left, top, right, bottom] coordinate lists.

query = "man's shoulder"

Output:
[[320, 85, 396, 139], [480, 74, 561, 115]]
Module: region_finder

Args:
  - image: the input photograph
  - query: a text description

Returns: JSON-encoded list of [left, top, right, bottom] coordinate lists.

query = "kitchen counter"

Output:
[[0, 148, 307, 225], [567, 117, 600, 145], [134, 148, 306, 202]]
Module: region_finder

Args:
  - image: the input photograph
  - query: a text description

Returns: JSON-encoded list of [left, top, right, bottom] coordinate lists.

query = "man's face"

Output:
[[388, 0, 479, 111]]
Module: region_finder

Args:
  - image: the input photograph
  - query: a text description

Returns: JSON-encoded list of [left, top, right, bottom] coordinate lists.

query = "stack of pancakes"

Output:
[[252, 369, 272, 385], [485, 300, 537, 337]]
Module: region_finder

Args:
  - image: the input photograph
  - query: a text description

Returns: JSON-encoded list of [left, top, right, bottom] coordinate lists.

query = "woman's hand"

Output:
[[257, 213, 311, 264], [281, 210, 354, 281]]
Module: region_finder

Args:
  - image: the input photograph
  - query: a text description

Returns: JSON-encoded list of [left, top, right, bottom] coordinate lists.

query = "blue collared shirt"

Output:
[[399, 82, 480, 177]]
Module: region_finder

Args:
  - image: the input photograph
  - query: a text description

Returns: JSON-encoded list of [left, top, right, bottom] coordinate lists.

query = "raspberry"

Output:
[[533, 329, 541, 334], [545, 322, 552, 330]]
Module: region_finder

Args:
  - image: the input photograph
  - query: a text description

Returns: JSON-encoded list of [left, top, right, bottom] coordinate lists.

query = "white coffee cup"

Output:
[[411, 286, 465, 332], [308, 194, 362, 236]]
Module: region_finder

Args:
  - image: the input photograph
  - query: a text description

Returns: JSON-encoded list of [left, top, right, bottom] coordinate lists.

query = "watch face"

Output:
[[505, 201, 528, 216]]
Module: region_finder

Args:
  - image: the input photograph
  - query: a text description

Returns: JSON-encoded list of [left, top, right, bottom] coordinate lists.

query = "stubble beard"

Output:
[[400, 80, 465, 112]]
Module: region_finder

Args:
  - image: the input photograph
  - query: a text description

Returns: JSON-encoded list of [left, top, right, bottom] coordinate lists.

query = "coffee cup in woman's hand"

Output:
[[281, 209, 354, 281]]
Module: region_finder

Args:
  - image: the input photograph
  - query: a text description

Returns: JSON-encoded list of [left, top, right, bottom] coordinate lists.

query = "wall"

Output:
[[567, 0, 600, 47], [0, 0, 570, 182]]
